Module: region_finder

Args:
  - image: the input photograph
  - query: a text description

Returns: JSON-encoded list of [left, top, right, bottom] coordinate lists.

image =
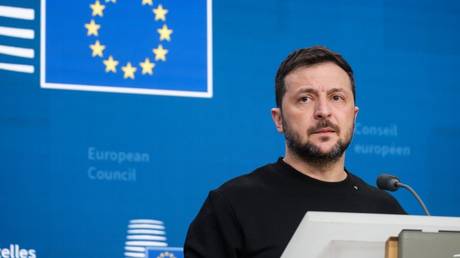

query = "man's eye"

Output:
[[299, 96, 310, 103], [332, 95, 344, 101]]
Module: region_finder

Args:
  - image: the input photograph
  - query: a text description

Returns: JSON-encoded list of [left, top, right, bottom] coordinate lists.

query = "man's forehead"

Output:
[[284, 63, 353, 94]]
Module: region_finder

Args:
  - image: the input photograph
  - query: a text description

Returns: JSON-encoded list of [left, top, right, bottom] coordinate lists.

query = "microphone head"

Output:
[[377, 173, 400, 192]]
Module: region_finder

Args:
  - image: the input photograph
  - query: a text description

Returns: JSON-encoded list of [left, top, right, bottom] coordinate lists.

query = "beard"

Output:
[[282, 118, 353, 167]]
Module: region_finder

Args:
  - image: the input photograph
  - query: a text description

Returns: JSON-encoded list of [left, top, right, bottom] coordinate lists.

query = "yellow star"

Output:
[[103, 55, 118, 73], [139, 58, 155, 75], [85, 19, 101, 36], [90, 0, 105, 17], [153, 4, 168, 21], [90, 40, 105, 57], [142, 0, 153, 6], [122, 62, 137, 79], [153, 44, 168, 61], [157, 24, 173, 41]]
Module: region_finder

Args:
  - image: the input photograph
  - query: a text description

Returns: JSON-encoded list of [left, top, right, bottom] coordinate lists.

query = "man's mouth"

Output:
[[312, 128, 336, 134]]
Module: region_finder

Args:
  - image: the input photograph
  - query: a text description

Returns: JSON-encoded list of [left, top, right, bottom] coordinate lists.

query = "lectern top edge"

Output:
[[305, 211, 460, 227]]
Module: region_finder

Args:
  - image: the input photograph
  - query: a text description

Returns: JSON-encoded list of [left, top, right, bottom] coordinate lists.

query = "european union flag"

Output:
[[147, 247, 183, 258], [41, 0, 212, 97]]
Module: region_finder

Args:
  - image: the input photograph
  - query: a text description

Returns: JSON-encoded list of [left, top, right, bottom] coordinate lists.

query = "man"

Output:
[[184, 46, 405, 258]]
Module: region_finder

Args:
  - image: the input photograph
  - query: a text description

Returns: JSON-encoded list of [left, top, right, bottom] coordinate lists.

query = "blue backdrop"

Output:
[[1, 0, 460, 257]]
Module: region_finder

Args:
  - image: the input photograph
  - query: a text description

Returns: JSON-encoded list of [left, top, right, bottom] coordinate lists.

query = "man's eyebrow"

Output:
[[295, 88, 318, 95], [327, 88, 347, 94]]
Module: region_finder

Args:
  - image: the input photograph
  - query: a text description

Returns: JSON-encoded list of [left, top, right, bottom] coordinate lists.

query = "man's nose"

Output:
[[314, 98, 332, 120]]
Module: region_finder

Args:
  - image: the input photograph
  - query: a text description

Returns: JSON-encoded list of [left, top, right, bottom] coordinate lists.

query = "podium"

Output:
[[281, 212, 460, 258]]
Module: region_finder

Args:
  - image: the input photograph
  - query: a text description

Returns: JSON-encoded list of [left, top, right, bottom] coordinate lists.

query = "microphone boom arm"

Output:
[[397, 182, 431, 216]]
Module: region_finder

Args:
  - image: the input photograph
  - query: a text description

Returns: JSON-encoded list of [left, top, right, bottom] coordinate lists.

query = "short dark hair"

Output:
[[275, 46, 355, 107]]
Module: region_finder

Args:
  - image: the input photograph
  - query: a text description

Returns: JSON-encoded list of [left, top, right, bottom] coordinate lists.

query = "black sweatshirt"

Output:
[[184, 158, 406, 258]]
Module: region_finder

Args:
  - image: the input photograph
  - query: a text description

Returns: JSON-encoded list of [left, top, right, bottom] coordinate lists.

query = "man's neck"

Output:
[[283, 149, 347, 182]]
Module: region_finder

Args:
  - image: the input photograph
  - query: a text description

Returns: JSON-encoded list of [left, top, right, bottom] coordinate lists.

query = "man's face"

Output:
[[272, 62, 359, 164]]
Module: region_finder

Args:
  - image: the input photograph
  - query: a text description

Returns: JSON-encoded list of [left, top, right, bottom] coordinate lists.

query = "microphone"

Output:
[[377, 173, 431, 216]]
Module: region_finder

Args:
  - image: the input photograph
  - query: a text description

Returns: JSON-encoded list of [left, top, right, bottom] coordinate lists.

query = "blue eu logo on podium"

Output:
[[124, 219, 183, 258], [147, 247, 183, 258], [41, 0, 212, 98]]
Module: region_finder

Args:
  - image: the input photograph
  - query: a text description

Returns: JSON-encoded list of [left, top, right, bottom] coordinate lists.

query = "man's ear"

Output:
[[354, 106, 359, 120], [271, 108, 284, 133]]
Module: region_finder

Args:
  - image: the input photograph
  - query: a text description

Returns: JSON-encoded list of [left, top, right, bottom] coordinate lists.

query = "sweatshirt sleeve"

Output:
[[184, 190, 244, 258]]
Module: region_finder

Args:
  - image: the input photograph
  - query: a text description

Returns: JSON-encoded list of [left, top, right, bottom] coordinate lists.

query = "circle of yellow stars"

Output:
[[84, 0, 173, 80]]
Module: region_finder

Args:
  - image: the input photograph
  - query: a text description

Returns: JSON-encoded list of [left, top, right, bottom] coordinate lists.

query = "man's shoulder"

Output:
[[216, 161, 278, 193], [218, 163, 276, 190]]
